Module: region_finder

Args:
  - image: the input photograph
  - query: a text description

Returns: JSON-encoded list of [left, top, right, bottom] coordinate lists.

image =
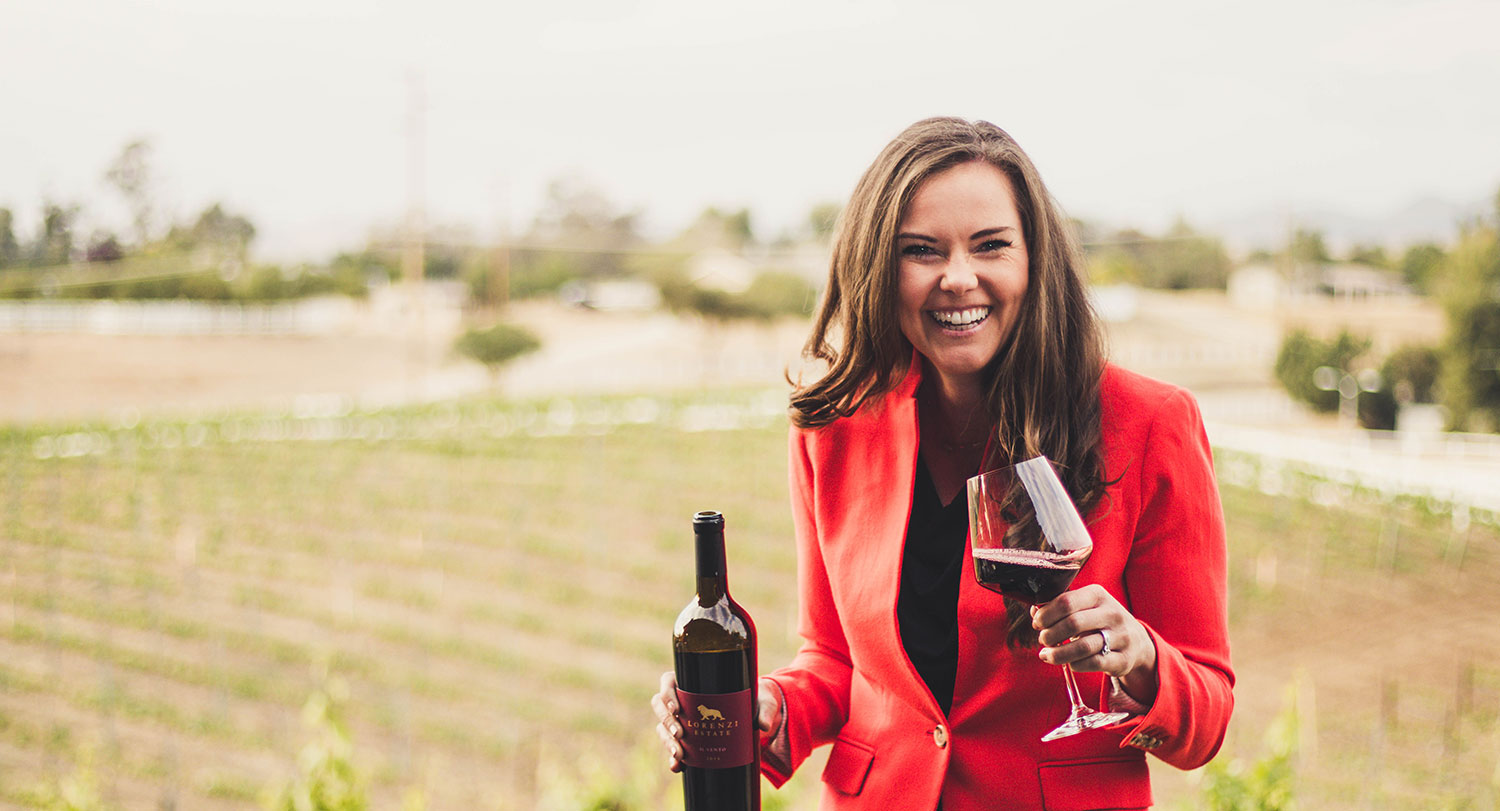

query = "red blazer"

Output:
[[762, 360, 1234, 810]]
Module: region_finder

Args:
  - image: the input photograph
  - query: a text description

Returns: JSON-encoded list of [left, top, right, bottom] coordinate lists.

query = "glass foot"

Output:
[[1040, 710, 1130, 742]]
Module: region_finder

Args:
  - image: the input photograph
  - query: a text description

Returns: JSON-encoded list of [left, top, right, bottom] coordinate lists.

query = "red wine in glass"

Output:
[[972, 546, 1091, 605]]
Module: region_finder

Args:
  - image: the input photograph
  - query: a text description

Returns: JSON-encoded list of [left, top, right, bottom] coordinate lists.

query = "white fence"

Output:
[[0, 298, 360, 336], [1209, 422, 1500, 521]]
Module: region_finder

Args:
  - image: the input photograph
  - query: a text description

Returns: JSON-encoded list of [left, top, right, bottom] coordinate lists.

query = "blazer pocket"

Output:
[[821, 734, 875, 796], [1038, 756, 1151, 811]]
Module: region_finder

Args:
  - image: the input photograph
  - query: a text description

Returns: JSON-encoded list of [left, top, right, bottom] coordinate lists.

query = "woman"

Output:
[[651, 117, 1233, 809]]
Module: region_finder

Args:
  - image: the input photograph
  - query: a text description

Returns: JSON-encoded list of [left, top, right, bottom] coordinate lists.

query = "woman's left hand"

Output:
[[1032, 584, 1159, 704]]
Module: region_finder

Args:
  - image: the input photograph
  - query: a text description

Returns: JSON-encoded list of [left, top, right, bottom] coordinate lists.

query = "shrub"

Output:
[[1198, 675, 1302, 810], [1273, 330, 1371, 414], [264, 674, 366, 811], [1355, 344, 1445, 430], [454, 322, 542, 385], [1382, 344, 1442, 404], [26, 749, 109, 811], [244, 266, 290, 302], [509, 251, 585, 300], [654, 270, 817, 322], [738, 271, 817, 320]]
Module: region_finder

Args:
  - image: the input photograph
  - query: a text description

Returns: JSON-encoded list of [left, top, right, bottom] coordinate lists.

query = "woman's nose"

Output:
[[939, 255, 979, 293]]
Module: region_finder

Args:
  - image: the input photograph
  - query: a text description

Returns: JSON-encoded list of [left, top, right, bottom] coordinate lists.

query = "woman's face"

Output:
[[895, 160, 1030, 395]]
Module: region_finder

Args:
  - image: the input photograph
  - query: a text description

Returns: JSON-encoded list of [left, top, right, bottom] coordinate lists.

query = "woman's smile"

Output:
[[927, 306, 991, 331]]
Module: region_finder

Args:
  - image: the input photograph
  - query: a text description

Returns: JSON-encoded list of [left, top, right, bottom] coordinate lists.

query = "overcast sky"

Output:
[[3, 0, 1498, 262]]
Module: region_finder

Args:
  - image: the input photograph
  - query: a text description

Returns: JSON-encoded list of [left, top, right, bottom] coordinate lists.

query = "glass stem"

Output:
[[1061, 664, 1090, 716]]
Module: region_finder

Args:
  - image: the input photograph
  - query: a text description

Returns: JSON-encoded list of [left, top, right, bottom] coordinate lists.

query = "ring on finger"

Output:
[[1096, 629, 1112, 657]]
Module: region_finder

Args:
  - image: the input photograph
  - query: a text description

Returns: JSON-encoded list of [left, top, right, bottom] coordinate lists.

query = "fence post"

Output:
[[1298, 670, 1318, 771], [1445, 503, 1472, 570], [1363, 675, 1398, 809], [1377, 512, 1400, 575], [1381, 676, 1399, 734]]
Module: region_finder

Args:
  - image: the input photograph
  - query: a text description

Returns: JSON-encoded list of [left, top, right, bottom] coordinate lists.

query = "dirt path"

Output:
[[0, 302, 813, 426], [0, 331, 455, 425]]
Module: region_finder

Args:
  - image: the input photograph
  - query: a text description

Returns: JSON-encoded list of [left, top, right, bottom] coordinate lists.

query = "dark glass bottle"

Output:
[[673, 510, 760, 811]]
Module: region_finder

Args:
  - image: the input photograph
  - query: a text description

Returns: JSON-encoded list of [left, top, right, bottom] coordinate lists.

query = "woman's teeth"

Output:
[[928, 307, 990, 328]]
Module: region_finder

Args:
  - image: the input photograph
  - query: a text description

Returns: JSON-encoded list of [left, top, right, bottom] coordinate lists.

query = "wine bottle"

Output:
[[673, 510, 760, 811]]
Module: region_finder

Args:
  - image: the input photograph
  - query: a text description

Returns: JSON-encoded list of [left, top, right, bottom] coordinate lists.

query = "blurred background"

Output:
[[3, 1, 1499, 809]]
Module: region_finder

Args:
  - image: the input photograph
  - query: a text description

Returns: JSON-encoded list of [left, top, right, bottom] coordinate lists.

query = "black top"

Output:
[[897, 457, 969, 717]]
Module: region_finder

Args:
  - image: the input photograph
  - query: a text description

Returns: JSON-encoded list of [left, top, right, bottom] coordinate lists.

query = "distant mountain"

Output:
[[1207, 196, 1488, 256]]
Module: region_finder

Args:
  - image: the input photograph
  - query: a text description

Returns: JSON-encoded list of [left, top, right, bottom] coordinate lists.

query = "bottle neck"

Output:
[[695, 525, 728, 605]]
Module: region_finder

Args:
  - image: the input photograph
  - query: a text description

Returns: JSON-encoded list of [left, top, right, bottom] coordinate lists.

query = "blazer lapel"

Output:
[[842, 357, 941, 715]]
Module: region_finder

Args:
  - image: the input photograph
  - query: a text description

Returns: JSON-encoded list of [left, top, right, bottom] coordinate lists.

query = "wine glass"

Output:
[[967, 455, 1128, 741]]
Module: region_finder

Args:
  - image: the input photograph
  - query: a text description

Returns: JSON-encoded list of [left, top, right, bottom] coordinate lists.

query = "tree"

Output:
[[1087, 228, 1149, 285], [1436, 203, 1500, 432], [160, 202, 257, 281], [85, 230, 125, 263], [0, 208, 19, 268], [525, 177, 641, 280], [1084, 222, 1230, 289], [529, 177, 639, 249], [104, 138, 156, 248], [1398, 242, 1445, 295], [31, 202, 80, 267], [1288, 228, 1330, 265], [1443, 298, 1500, 431], [1438, 231, 1500, 430], [454, 323, 542, 388], [1153, 219, 1232, 289], [680, 206, 754, 251], [181, 203, 256, 249], [462, 250, 502, 309], [1346, 243, 1390, 268], [720, 207, 753, 248], [330, 249, 397, 293]]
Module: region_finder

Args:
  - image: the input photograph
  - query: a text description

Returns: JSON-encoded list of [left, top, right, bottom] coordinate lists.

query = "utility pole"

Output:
[[403, 71, 428, 402], [492, 175, 510, 312], [404, 71, 427, 331]]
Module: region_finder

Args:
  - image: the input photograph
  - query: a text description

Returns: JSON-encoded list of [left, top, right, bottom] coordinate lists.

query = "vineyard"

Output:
[[2, 390, 1499, 809]]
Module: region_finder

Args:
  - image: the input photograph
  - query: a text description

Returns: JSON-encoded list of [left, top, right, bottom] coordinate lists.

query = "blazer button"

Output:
[[1129, 732, 1162, 750], [932, 724, 949, 748]]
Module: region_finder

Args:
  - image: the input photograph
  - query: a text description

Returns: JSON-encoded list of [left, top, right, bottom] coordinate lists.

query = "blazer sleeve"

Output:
[[760, 427, 854, 786], [1111, 387, 1235, 770]]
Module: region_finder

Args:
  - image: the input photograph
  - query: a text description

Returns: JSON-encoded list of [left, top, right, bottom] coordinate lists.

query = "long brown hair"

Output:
[[790, 117, 1108, 648]]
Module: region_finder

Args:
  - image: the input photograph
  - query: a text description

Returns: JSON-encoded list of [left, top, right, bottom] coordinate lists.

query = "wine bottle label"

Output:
[[675, 687, 755, 768]]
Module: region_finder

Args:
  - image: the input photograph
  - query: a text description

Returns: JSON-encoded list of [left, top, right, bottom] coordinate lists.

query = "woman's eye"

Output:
[[977, 239, 1012, 253], [900, 244, 937, 257]]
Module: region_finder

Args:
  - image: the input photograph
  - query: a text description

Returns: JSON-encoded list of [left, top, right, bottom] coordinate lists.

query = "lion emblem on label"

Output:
[[696, 705, 725, 721]]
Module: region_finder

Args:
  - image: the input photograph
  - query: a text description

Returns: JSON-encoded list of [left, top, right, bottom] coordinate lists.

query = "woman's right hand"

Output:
[[651, 671, 687, 772]]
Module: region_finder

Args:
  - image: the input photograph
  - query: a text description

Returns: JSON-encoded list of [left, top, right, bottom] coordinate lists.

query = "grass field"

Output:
[[2, 390, 1499, 810]]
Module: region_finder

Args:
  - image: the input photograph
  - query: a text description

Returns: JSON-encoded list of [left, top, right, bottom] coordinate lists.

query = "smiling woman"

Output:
[[650, 118, 1233, 810]]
